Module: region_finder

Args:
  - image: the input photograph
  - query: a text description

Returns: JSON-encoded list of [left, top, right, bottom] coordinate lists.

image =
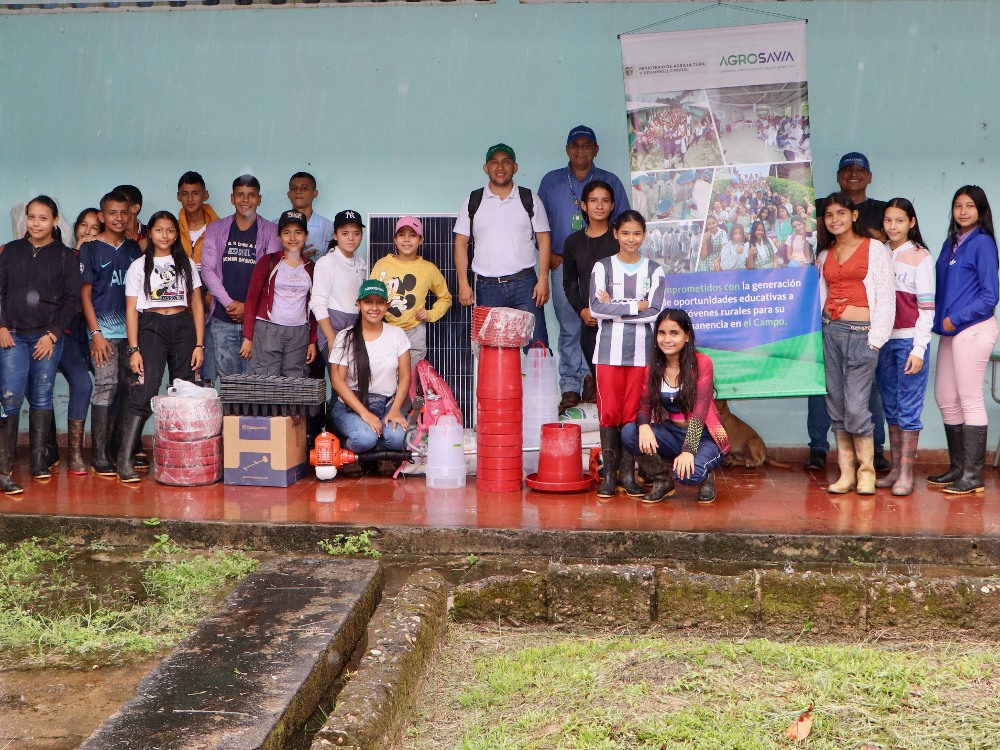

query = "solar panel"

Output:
[[368, 214, 475, 427]]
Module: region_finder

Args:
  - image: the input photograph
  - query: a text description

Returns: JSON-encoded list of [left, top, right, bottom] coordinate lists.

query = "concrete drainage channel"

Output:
[[72, 553, 1000, 750]]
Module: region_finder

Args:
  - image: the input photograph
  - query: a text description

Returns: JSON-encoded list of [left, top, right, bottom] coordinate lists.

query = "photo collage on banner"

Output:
[[621, 21, 824, 399]]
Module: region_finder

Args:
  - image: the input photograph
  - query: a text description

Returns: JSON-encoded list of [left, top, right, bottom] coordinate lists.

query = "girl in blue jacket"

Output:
[[928, 185, 1000, 495]]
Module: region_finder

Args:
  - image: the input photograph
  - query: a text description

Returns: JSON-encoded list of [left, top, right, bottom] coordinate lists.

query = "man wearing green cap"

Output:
[[454, 143, 551, 348]]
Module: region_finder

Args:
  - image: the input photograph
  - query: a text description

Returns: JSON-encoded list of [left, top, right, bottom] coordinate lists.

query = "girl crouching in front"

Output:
[[621, 308, 729, 504]]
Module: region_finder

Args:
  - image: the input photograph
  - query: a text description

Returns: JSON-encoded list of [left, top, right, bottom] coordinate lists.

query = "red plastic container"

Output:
[[472, 306, 534, 348], [477, 452, 523, 471], [476, 476, 523, 493], [476, 419, 522, 436], [526, 422, 593, 493], [477, 432, 523, 448], [477, 346, 522, 399]]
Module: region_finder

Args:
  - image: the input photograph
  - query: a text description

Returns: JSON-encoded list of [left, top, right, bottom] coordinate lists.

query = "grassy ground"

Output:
[[0, 536, 258, 668], [399, 623, 1000, 750]]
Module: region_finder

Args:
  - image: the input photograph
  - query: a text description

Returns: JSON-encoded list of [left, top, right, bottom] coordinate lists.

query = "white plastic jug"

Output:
[[522, 344, 558, 405], [426, 414, 467, 488]]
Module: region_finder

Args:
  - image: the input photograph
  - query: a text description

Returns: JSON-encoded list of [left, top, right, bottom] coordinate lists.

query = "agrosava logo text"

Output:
[[719, 50, 795, 66]]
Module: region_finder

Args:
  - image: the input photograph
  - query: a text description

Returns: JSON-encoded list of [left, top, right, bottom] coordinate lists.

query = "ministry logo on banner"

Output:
[[621, 21, 823, 399]]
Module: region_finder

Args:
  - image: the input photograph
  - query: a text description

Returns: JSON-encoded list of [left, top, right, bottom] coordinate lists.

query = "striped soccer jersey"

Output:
[[589, 255, 666, 367]]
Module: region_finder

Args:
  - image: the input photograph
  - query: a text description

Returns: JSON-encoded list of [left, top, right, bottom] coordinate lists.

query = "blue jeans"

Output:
[[201, 312, 217, 383], [210, 317, 251, 378], [0, 332, 65, 412], [331, 393, 407, 453], [876, 338, 930, 432], [475, 269, 549, 351], [621, 421, 724, 486], [550, 264, 590, 393], [57, 318, 94, 421]]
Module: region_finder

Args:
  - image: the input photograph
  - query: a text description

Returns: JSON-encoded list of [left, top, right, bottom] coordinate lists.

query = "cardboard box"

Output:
[[223, 416, 308, 487]]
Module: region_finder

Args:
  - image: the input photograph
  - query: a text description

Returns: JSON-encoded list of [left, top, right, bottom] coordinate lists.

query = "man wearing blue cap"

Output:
[[807, 151, 889, 472], [538, 125, 631, 410]]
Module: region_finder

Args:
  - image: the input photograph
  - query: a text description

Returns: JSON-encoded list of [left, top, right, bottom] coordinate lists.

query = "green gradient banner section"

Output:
[[702, 331, 825, 399]]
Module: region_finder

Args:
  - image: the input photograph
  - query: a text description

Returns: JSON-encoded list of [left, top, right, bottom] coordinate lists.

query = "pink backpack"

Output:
[[409, 360, 464, 444]]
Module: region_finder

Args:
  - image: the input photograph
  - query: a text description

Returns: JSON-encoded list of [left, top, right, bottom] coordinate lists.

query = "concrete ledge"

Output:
[[453, 564, 1000, 639], [452, 572, 547, 624], [3, 512, 998, 567], [547, 562, 656, 627], [312, 568, 448, 750], [79, 558, 382, 750]]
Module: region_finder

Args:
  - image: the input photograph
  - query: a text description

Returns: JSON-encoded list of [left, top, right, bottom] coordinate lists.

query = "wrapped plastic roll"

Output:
[[154, 461, 222, 487], [153, 435, 222, 466], [152, 395, 223, 441]]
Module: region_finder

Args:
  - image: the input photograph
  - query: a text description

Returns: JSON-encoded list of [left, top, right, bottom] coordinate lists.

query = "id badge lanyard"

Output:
[[568, 171, 586, 232]]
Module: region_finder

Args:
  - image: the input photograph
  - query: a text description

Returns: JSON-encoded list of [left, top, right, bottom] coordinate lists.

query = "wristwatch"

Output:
[[127, 346, 140, 355]]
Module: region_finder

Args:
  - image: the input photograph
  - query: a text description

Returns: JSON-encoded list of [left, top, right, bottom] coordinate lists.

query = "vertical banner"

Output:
[[621, 21, 823, 398]]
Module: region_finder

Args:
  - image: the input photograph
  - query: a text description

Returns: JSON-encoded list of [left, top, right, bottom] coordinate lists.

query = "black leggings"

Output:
[[124, 311, 196, 419]]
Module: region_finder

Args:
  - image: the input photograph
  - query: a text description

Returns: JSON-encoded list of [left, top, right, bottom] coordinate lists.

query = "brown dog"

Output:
[[715, 399, 790, 469]]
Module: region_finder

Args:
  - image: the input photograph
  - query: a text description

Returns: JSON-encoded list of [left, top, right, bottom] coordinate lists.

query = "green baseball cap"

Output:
[[485, 143, 516, 163], [357, 279, 389, 301]]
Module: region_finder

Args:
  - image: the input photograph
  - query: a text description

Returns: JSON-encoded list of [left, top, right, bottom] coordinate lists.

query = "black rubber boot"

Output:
[[116, 415, 144, 483], [596, 426, 620, 499], [67, 418, 89, 475], [618, 449, 645, 497], [0, 416, 23, 495], [636, 454, 675, 504], [696, 471, 717, 505], [943, 425, 988, 495], [29, 409, 54, 479], [45, 410, 60, 470], [928, 423, 964, 486], [133, 416, 150, 471], [28, 409, 52, 479], [90, 405, 117, 476]]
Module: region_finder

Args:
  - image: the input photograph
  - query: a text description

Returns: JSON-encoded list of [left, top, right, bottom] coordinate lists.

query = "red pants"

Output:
[[595, 364, 646, 427]]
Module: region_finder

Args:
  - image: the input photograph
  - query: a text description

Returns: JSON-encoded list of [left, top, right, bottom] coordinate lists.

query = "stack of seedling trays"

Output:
[[151, 395, 224, 486], [219, 375, 327, 416]]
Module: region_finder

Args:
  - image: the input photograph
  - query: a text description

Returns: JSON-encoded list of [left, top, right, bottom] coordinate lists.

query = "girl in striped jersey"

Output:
[[589, 210, 666, 498], [875, 199, 934, 496]]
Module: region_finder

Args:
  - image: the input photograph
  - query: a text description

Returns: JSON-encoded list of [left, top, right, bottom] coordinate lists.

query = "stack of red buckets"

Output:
[[475, 307, 525, 493]]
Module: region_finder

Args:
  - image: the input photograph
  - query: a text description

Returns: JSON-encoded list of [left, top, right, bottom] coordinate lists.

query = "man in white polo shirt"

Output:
[[454, 143, 551, 348]]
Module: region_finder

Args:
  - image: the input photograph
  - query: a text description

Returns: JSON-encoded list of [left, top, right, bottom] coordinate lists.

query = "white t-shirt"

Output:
[[125, 255, 202, 313], [452, 183, 550, 278], [330, 323, 410, 397]]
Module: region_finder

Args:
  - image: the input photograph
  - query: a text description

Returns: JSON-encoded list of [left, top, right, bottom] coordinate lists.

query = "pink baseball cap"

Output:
[[394, 216, 423, 237]]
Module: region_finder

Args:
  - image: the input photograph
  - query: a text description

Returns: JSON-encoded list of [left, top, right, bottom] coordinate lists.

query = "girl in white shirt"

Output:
[[119, 211, 204, 482], [330, 280, 411, 458]]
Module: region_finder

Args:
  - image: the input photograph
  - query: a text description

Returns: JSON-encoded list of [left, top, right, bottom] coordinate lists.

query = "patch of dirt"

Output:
[[0, 660, 158, 750]]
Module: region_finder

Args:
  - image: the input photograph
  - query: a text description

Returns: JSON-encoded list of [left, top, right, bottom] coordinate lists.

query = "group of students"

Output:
[[0, 172, 452, 494], [1, 172, 995, 504], [818, 185, 999, 498], [562, 180, 999, 505]]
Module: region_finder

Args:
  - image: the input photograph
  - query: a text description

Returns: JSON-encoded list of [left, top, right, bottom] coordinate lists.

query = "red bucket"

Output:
[[526, 422, 593, 493], [477, 476, 523, 493], [477, 453, 523, 471], [477, 418, 522, 436], [477, 346, 523, 399], [477, 443, 524, 459], [477, 432, 523, 448]]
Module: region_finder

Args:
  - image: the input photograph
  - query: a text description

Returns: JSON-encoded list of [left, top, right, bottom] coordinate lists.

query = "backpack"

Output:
[[408, 359, 464, 446], [467, 185, 535, 238]]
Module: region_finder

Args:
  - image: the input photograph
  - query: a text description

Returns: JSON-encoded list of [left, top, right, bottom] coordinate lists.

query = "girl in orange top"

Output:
[[816, 192, 895, 496]]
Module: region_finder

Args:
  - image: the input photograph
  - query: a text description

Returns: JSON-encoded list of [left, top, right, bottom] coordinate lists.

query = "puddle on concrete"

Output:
[[0, 660, 160, 750]]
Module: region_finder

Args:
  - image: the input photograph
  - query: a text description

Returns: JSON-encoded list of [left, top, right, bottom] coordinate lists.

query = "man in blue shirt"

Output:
[[538, 125, 631, 411], [283, 171, 335, 261]]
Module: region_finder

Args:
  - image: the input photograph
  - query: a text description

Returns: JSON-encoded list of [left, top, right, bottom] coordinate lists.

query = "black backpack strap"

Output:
[[517, 186, 535, 220], [467, 188, 485, 240]]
